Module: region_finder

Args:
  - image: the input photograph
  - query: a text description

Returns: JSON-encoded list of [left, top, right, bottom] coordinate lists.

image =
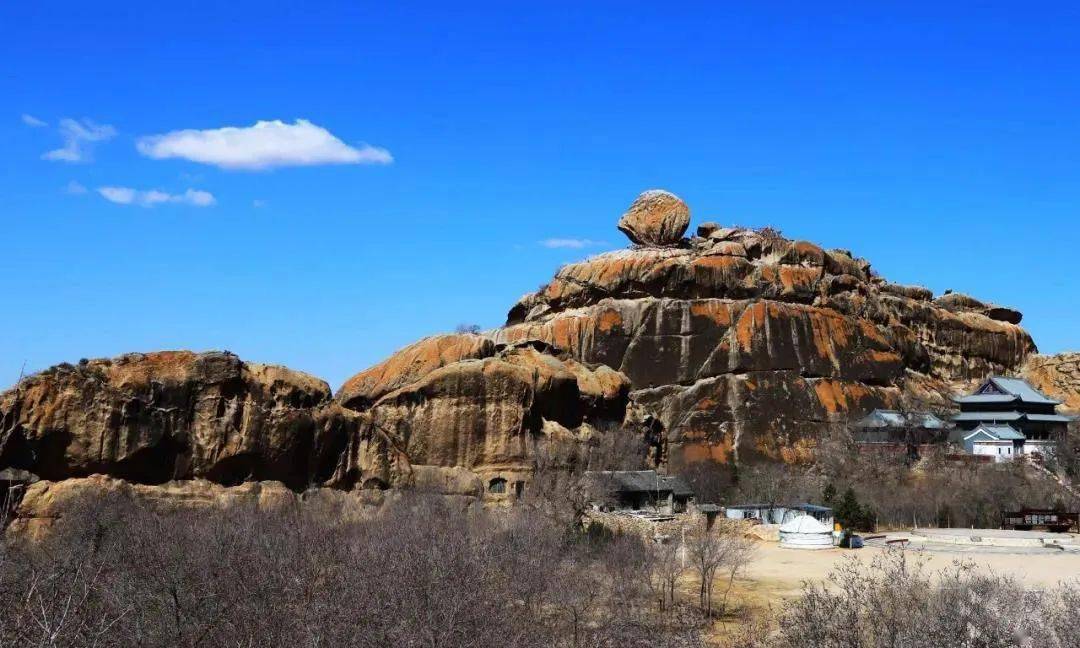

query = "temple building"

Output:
[[951, 376, 1074, 458], [851, 409, 950, 461]]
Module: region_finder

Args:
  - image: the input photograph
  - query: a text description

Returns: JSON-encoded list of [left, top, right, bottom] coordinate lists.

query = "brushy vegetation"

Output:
[[732, 550, 1080, 648], [1, 491, 714, 648]]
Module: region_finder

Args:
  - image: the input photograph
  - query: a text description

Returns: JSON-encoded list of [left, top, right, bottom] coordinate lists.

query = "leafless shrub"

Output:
[[740, 549, 1080, 648], [455, 323, 483, 334], [687, 521, 756, 620], [0, 489, 706, 648]]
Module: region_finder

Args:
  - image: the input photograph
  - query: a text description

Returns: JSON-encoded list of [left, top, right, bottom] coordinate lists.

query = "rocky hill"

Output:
[[2, 190, 1070, 512], [497, 191, 1034, 469]]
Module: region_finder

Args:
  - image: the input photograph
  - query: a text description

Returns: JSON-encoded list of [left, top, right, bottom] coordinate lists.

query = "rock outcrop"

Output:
[[1023, 353, 1080, 412], [617, 190, 690, 246], [7, 475, 388, 540], [0, 190, 1053, 497], [1, 343, 634, 498], [0, 351, 342, 490], [500, 209, 1035, 470], [330, 338, 632, 494]]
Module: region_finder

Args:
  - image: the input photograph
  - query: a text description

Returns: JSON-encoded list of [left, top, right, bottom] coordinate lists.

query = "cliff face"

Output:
[[496, 204, 1034, 469], [1, 342, 631, 497], [0, 351, 339, 490], [1024, 353, 1080, 412], [329, 337, 631, 495]]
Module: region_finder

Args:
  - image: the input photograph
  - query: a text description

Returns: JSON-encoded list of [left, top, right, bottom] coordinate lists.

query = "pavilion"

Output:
[[952, 376, 1074, 458]]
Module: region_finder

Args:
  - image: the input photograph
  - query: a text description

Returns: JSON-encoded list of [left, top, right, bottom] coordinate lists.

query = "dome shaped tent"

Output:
[[779, 514, 833, 550]]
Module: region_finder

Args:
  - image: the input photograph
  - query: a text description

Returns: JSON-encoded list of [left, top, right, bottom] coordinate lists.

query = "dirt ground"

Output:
[[740, 540, 1080, 603], [699, 539, 1080, 642]]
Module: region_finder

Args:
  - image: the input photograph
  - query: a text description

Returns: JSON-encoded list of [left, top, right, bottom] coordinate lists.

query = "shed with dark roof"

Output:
[[586, 470, 695, 514]]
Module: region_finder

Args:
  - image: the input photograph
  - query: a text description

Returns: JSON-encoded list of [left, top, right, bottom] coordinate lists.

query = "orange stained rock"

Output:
[[596, 308, 623, 333], [790, 240, 826, 265], [776, 265, 820, 293], [681, 440, 734, 464], [735, 302, 767, 352], [689, 300, 733, 326], [338, 334, 493, 406], [857, 319, 890, 346], [866, 350, 902, 364], [811, 379, 868, 415]]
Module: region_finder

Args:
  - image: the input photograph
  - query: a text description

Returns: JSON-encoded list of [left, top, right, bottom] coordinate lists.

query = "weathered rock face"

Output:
[[330, 339, 632, 494], [617, 190, 690, 246], [0, 352, 342, 490], [500, 220, 1036, 471], [1023, 353, 1080, 412], [337, 334, 495, 410], [7, 475, 387, 540]]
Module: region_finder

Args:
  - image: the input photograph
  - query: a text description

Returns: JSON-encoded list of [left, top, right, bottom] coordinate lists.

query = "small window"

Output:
[[488, 477, 507, 494]]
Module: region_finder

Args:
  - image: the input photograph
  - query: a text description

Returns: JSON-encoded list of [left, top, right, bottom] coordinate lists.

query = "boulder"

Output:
[[984, 305, 1023, 325], [697, 222, 721, 238], [617, 190, 690, 246], [336, 334, 495, 410]]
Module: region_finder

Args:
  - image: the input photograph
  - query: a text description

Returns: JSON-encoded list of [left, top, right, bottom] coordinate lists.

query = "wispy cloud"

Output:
[[136, 119, 392, 170], [64, 180, 88, 195], [21, 114, 47, 128], [539, 238, 608, 249], [97, 186, 216, 208], [252, 199, 267, 208], [42, 118, 116, 163]]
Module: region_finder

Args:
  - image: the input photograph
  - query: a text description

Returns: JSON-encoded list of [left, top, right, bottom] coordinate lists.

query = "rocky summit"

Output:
[[1, 190, 1072, 505]]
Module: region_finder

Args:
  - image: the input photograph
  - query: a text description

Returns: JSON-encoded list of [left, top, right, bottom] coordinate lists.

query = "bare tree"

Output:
[[687, 521, 755, 620]]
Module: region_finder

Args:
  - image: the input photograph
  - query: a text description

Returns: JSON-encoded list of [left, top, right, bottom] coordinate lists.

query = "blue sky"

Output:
[[3, 1, 1079, 389]]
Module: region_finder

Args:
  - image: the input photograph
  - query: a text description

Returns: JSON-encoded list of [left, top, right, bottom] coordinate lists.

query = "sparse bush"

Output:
[[455, 323, 483, 334], [0, 490, 706, 647], [738, 550, 1080, 648]]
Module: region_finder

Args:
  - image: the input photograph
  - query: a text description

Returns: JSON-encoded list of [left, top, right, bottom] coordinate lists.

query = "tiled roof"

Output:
[[953, 411, 1023, 422], [975, 424, 1026, 441], [587, 470, 693, 497], [988, 377, 1061, 405], [855, 409, 948, 429], [957, 376, 1062, 406], [1025, 413, 1075, 423]]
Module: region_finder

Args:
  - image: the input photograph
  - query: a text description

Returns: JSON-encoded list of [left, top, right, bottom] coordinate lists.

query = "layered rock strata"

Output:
[[499, 221, 1035, 469]]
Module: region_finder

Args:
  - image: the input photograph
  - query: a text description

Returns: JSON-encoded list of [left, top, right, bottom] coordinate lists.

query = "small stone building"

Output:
[[586, 470, 694, 514]]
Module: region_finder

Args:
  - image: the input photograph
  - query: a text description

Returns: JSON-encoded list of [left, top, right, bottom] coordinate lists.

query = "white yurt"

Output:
[[779, 514, 834, 550]]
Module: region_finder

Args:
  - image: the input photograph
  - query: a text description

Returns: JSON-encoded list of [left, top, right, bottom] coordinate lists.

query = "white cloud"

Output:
[[42, 118, 117, 162], [539, 238, 608, 249], [97, 186, 216, 208], [252, 199, 267, 208], [22, 114, 47, 128], [64, 180, 88, 195], [135, 119, 392, 170]]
